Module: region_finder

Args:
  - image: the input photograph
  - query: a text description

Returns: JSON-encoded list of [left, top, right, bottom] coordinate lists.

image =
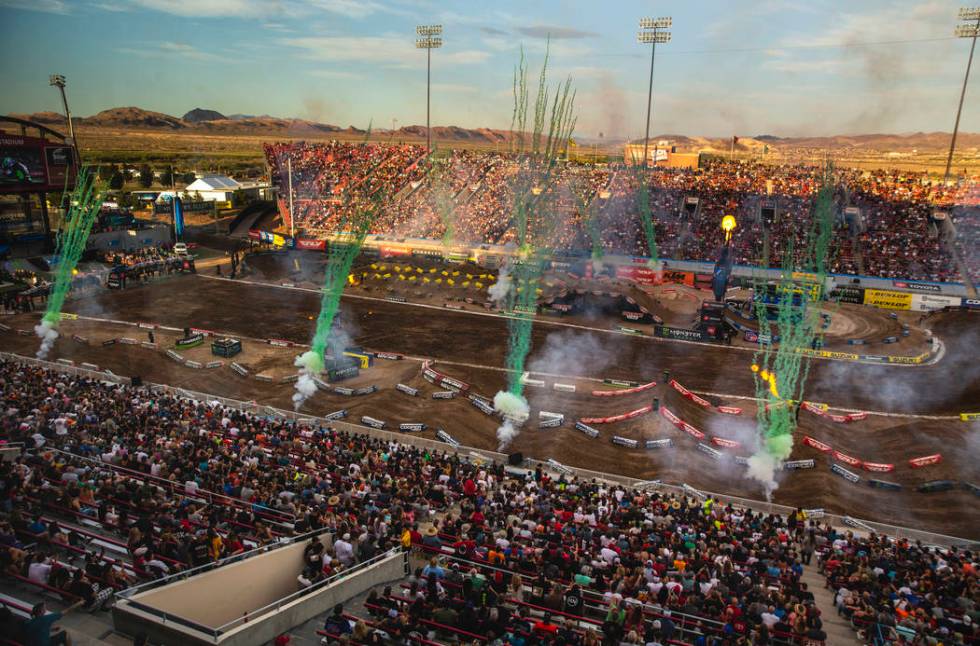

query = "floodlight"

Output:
[[955, 25, 980, 37], [958, 7, 980, 20], [49, 74, 65, 88], [637, 15, 673, 169]]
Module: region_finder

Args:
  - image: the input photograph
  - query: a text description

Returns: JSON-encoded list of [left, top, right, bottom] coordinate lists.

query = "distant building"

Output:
[[623, 141, 700, 168], [183, 174, 271, 202]]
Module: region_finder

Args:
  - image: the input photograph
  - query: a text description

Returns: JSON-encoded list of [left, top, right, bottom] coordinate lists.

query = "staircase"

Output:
[[801, 564, 863, 646]]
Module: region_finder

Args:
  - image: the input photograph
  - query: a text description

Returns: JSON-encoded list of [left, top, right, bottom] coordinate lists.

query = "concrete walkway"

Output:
[[802, 564, 864, 646]]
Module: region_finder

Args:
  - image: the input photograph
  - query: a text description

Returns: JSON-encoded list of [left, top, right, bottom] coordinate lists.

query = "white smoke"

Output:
[[34, 320, 59, 360], [746, 451, 779, 501], [488, 264, 512, 304], [292, 351, 322, 410], [493, 390, 529, 451]]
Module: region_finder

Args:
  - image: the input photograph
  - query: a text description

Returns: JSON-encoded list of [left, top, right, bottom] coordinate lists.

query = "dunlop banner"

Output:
[[863, 289, 912, 310]]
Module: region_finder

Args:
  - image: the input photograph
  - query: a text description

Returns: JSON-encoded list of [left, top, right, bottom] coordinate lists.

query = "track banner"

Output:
[[959, 412, 980, 421], [909, 453, 942, 468], [863, 289, 912, 310]]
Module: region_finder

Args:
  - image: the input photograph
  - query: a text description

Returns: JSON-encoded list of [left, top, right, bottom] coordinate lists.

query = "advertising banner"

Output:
[[615, 264, 663, 286], [655, 325, 707, 342], [832, 285, 865, 304], [909, 454, 942, 467], [803, 435, 832, 452], [960, 412, 980, 421], [833, 450, 862, 467], [893, 280, 941, 292], [1, 135, 55, 192], [962, 298, 980, 310], [863, 289, 912, 310], [910, 293, 962, 312], [296, 238, 326, 251]]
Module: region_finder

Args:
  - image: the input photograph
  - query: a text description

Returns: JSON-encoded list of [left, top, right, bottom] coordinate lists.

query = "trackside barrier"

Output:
[[166, 350, 184, 363], [520, 372, 545, 388], [0, 323, 10, 332], [185, 361, 203, 369], [574, 421, 600, 438], [56, 358, 74, 366], [361, 416, 386, 429], [80, 362, 99, 371], [396, 384, 419, 397], [591, 381, 656, 397], [280, 373, 299, 384], [831, 463, 861, 483], [645, 438, 673, 449], [553, 383, 576, 393], [119, 337, 138, 345], [71, 334, 88, 344], [611, 436, 638, 448], [2, 352, 974, 549], [432, 391, 455, 399], [230, 362, 249, 377], [581, 405, 652, 425], [255, 374, 273, 382], [399, 423, 426, 432], [205, 361, 223, 369]]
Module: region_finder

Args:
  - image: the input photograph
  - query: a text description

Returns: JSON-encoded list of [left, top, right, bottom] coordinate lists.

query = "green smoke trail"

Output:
[[36, 167, 103, 359], [635, 170, 660, 268], [500, 44, 577, 398], [749, 163, 837, 493]]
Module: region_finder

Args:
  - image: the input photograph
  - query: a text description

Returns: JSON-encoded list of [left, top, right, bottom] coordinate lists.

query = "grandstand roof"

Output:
[[185, 174, 241, 191]]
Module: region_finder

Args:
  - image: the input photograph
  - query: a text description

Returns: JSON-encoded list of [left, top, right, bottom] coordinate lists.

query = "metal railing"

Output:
[[116, 527, 332, 601], [2, 352, 975, 549]]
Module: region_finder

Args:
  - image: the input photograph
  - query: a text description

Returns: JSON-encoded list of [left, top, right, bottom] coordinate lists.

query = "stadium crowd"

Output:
[[1, 359, 977, 645], [264, 142, 978, 283]]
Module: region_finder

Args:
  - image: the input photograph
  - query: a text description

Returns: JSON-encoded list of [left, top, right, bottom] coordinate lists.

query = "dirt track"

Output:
[[1, 270, 978, 538]]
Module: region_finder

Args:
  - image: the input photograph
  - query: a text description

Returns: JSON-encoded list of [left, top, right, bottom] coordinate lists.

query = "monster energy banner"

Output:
[[655, 326, 707, 342], [832, 285, 865, 304], [155, 200, 216, 215]]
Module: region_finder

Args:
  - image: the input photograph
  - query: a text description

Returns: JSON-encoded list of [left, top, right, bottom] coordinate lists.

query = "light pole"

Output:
[[416, 24, 443, 153], [638, 17, 671, 168], [944, 7, 980, 184], [49, 74, 80, 166]]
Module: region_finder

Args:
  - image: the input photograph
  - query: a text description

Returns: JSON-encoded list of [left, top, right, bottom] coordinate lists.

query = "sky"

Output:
[[0, 0, 977, 139]]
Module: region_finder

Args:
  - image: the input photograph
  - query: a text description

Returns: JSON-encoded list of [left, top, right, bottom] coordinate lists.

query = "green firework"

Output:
[[41, 167, 102, 326], [502, 43, 577, 396], [752, 163, 838, 467]]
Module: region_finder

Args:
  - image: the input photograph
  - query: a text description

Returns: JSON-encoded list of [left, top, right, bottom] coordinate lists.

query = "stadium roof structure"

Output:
[[185, 174, 241, 192]]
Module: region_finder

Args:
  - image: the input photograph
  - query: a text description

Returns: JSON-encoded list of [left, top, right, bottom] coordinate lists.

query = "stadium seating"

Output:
[[263, 143, 978, 284], [2, 359, 976, 645]]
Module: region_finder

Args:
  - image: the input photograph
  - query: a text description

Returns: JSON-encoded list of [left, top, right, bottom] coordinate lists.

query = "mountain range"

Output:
[[7, 106, 979, 152]]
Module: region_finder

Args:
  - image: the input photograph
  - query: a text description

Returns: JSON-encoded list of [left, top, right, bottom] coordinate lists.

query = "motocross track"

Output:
[[2, 262, 977, 539]]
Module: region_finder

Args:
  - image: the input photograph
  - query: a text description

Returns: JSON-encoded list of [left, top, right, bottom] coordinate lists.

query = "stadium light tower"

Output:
[[944, 7, 980, 184], [416, 24, 443, 153], [637, 17, 671, 168], [49, 74, 80, 166]]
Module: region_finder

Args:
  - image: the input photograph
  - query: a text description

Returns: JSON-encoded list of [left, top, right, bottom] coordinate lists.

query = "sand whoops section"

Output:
[[2, 273, 977, 538]]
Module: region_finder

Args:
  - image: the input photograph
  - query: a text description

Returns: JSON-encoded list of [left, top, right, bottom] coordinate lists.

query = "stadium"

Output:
[[1, 5, 980, 646]]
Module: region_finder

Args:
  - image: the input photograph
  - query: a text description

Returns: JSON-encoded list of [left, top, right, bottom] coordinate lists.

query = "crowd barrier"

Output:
[[2, 352, 974, 548]]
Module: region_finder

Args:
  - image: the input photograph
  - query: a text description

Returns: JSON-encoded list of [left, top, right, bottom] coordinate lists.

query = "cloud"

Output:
[[0, 0, 70, 13], [116, 41, 234, 63], [431, 83, 479, 94], [282, 34, 489, 68], [159, 41, 232, 62], [309, 69, 361, 80], [516, 25, 598, 40], [308, 0, 386, 19], [128, 0, 289, 17], [481, 26, 509, 36]]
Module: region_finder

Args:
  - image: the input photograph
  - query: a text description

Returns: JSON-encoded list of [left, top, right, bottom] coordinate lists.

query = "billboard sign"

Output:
[[0, 134, 74, 193]]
